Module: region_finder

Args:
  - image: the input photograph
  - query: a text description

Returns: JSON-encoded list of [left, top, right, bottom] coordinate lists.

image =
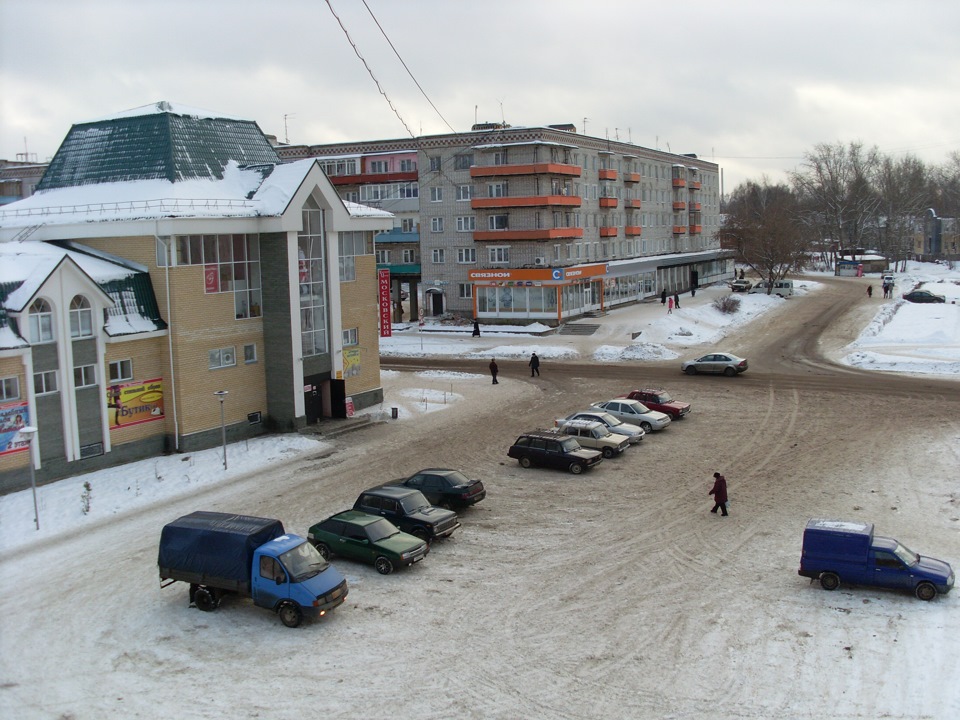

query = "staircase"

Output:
[[557, 323, 600, 336]]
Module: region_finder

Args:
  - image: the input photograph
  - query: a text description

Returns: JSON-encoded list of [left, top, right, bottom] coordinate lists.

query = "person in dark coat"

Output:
[[674, 292, 680, 309], [472, 319, 481, 337], [661, 289, 667, 305], [866, 285, 873, 298], [529, 352, 540, 377], [489, 359, 499, 384], [709, 472, 729, 516]]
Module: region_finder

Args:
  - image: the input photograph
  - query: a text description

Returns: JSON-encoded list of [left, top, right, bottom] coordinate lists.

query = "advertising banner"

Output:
[[0, 401, 31, 456], [343, 348, 361, 378], [106, 378, 165, 430], [378, 268, 392, 337]]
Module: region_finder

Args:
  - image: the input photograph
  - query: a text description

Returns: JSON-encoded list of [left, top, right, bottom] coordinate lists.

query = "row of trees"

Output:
[[722, 143, 960, 287]]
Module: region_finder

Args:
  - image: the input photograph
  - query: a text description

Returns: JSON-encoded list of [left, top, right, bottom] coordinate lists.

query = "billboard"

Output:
[[0, 401, 31, 456], [106, 378, 165, 430], [378, 268, 392, 337]]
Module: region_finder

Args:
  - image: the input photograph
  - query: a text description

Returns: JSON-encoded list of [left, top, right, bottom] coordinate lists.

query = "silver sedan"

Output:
[[681, 352, 748, 376]]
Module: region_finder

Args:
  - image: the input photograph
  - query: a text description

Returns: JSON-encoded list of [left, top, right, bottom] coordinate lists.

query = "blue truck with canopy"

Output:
[[159, 511, 348, 627], [798, 518, 954, 601]]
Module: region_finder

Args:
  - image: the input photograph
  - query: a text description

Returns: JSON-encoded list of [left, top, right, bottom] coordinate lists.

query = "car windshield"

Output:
[[656, 392, 672, 403], [629, 401, 650, 413], [892, 542, 919, 567], [279, 540, 329, 582], [560, 437, 582, 452], [594, 412, 621, 426], [400, 491, 432, 512], [444, 470, 471, 486], [366, 518, 401, 543], [591, 426, 611, 438]]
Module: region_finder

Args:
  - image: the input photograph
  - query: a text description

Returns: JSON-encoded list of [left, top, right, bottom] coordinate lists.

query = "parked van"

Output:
[[749, 280, 794, 297]]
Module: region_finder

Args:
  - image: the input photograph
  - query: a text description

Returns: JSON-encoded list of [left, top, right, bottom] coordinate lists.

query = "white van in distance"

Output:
[[749, 280, 794, 297]]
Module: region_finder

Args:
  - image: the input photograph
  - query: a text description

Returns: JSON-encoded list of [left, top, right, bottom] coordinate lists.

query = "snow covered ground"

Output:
[[0, 262, 957, 719]]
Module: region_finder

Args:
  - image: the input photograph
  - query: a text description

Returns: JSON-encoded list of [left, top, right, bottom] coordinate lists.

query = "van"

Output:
[[749, 280, 794, 297]]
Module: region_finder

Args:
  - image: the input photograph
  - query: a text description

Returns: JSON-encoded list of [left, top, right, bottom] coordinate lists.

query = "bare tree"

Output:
[[721, 180, 806, 291], [875, 155, 930, 271]]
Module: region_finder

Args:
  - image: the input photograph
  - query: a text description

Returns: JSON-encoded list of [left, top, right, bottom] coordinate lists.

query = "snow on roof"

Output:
[[0, 240, 135, 287], [85, 101, 252, 124], [472, 141, 579, 150]]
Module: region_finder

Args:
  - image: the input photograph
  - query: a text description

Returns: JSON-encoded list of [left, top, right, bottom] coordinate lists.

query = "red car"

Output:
[[622, 389, 691, 420]]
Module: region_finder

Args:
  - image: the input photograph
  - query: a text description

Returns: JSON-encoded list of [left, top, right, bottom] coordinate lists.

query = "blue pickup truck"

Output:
[[159, 511, 348, 627], [798, 518, 955, 601]]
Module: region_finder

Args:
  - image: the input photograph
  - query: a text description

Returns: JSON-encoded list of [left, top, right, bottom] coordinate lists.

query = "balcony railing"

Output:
[[599, 197, 618, 208], [673, 201, 687, 211], [624, 199, 642, 209], [625, 226, 642, 236], [624, 172, 641, 183], [598, 169, 618, 180], [689, 224, 702, 234], [672, 178, 686, 188], [471, 195, 582, 209], [473, 228, 584, 241], [599, 226, 618, 237], [672, 225, 687, 234], [470, 163, 582, 178]]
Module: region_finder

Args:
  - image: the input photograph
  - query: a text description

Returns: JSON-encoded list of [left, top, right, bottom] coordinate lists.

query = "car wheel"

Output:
[[278, 602, 303, 628], [723, 367, 736, 377], [375, 556, 395, 575], [411, 527, 430, 542], [519, 456, 533, 469], [193, 587, 218, 612], [569, 462, 584, 474], [640, 422, 652, 432], [602, 447, 615, 459], [819, 572, 840, 591], [915, 582, 937, 601], [313, 542, 331, 560], [684, 366, 698, 375]]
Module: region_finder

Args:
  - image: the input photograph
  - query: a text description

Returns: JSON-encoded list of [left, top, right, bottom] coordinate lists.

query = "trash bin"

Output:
[[391, 407, 399, 419]]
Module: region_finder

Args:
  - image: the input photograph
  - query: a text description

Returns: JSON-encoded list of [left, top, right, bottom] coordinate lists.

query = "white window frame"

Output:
[[401, 217, 416, 233], [430, 217, 444, 233], [375, 249, 389, 263], [34, 370, 58, 395], [430, 186, 443, 202], [456, 184, 473, 201], [28, 299, 54, 344], [70, 295, 94, 338], [244, 343, 258, 364], [209, 347, 237, 370], [74, 364, 97, 388], [488, 246, 510, 264], [0, 376, 20, 401], [456, 216, 476, 232], [458, 283, 473, 299], [488, 214, 509, 230], [108, 359, 133, 382], [457, 247, 477, 264], [402, 249, 416, 263], [342, 328, 359, 346], [432, 248, 446, 263], [369, 160, 388, 174]]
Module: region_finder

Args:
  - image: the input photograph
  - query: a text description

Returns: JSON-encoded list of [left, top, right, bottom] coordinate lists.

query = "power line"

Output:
[[361, 0, 457, 134], [324, 0, 415, 138]]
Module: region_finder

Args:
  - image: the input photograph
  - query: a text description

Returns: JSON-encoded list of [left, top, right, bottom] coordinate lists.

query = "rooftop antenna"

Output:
[[283, 113, 296, 144], [475, 105, 478, 125], [615, 128, 620, 141], [583, 117, 589, 136]]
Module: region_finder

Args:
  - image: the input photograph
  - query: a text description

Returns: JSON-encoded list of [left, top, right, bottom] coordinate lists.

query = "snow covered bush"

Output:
[[713, 295, 742, 314]]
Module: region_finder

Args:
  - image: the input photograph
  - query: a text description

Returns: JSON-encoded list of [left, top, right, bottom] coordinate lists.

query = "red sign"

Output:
[[378, 268, 392, 337], [204, 265, 220, 293]]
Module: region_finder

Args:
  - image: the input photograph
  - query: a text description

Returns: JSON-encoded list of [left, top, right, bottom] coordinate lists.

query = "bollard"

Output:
[[391, 407, 399, 419]]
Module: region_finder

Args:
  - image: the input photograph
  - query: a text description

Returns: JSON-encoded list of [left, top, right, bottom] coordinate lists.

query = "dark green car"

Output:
[[307, 510, 429, 575]]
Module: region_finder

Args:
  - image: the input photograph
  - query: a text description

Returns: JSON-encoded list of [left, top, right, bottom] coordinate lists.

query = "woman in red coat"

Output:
[[709, 472, 728, 516]]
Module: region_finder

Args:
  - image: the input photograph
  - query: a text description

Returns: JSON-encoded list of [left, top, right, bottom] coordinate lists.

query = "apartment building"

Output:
[[279, 123, 732, 323], [0, 102, 391, 491]]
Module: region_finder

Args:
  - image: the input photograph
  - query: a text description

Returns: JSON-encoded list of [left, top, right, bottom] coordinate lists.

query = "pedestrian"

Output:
[[667, 296, 674, 314], [674, 292, 681, 309], [691, 286, 696, 298], [529, 352, 540, 377], [661, 288, 667, 305], [472, 319, 481, 337], [866, 285, 873, 298], [709, 472, 729, 516], [739, 268, 745, 280], [489, 358, 499, 384]]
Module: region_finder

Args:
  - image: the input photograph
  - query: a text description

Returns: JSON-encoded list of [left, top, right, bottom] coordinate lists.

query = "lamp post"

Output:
[[213, 391, 229, 470], [20, 426, 39, 530]]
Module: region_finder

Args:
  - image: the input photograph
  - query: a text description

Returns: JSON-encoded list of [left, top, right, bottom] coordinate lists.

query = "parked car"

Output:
[[559, 410, 645, 443], [730, 279, 752, 292], [507, 430, 603, 474], [552, 419, 631, 458], [622, 389, 691, 420], [681, 352, 748, 376], [308, 510, 429, 575], [589, 399, 671, 432], [392, 468, 485, 509], [798, 518, 954, 601], [903, 289, 945, 303], [354, 486, 461, 542], [749, 280, 794, 297]]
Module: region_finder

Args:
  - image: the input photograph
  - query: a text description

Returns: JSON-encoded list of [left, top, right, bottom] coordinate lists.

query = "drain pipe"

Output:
[[159, 230, 180, 451]]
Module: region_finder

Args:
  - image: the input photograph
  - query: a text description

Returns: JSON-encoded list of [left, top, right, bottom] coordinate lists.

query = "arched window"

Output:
[[69, 295, 93, 338], [28, 299, 54, 343]]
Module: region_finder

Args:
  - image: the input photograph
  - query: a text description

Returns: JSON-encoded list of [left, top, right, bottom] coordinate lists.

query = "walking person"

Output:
[[674, 292, 681, 310], [472, 319, 481, 337], [709, 472, 729, 516], [489, 358, 499, 384], [667, 296, 674, 314], [867, 285, 873, 298], [661, 288, 667, 305], [529, 352, 540, 377]]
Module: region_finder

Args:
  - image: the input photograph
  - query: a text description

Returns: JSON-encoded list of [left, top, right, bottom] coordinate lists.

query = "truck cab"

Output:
[[798, 519, 954, 601]]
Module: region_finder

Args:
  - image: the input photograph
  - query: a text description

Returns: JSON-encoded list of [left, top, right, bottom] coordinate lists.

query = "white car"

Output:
[[559, 411, 645, 443], [589, 399, 672, 432]]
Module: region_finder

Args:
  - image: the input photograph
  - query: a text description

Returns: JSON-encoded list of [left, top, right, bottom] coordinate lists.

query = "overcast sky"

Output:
[[2, 0, 958, 193]]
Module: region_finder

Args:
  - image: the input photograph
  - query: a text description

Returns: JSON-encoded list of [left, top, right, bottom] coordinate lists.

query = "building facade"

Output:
[[0, 102, 392, 492], [279, 123, 732, 323]]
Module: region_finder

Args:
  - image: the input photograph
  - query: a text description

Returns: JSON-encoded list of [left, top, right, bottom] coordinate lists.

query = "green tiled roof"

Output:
[[38, 105, 280, 190]]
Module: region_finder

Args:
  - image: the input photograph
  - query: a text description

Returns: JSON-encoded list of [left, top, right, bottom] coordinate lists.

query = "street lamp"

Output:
[[213, 391, 229, 470], [20, 426, 39, 530]]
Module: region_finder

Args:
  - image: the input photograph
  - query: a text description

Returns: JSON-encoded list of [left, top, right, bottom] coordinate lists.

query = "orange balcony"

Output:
[[672, 178, 686, 188], [598, 169, 618, 180], [690, 202, 702, 211], [673, 201, 687, 211], [690, 181, 702, 190], [672, 225, 687, 235], [599, 226, 618, 237], [689, 224, 702, 234], [625, 226, 642, 237], [624, 172, 640, 183], [599, 197, 618, 208], [470, 163, 582, 178], [624, 198, 642, 209], [473, 228, 584, 241], [471, 196, 582, 209]]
